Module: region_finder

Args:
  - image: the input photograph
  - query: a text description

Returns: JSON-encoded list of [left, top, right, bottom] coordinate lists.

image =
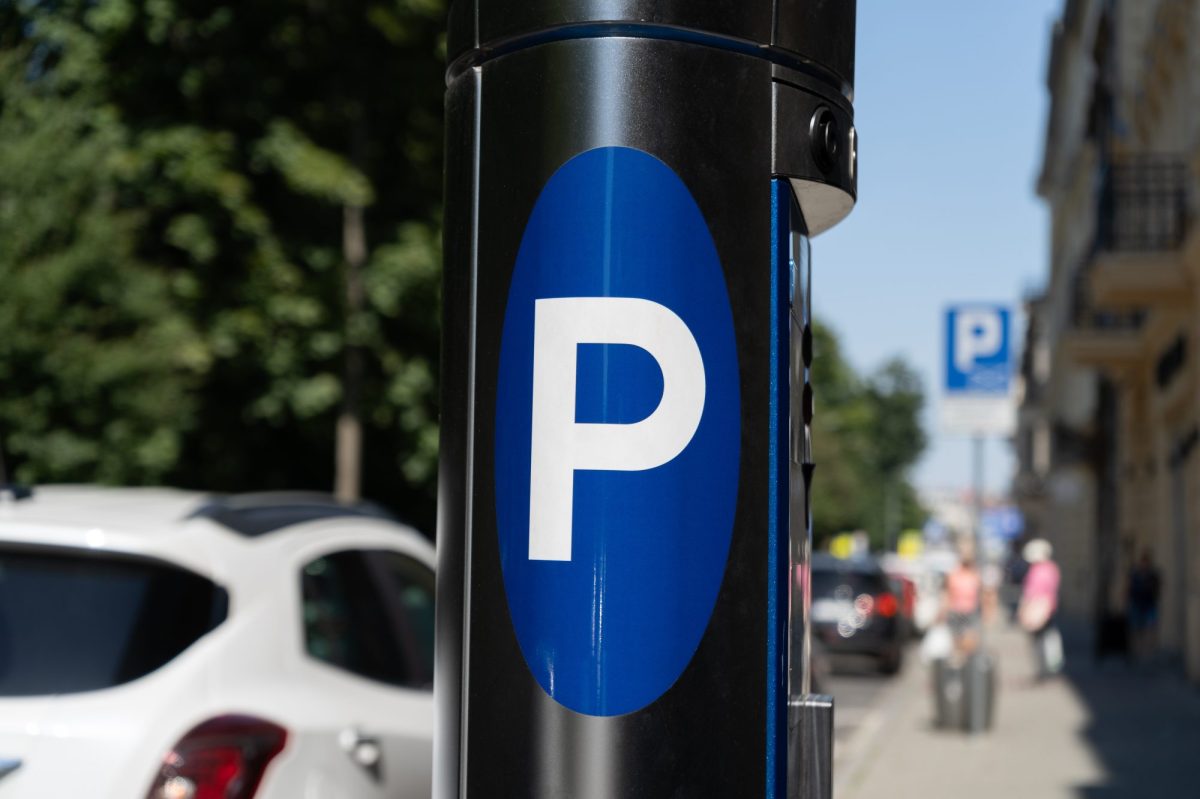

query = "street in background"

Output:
[[933, 304, 1015, 733]]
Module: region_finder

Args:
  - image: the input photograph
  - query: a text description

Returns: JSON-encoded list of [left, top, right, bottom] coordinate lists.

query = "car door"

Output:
[[359, 548, 436, 795], [295, 546, 434, 798]]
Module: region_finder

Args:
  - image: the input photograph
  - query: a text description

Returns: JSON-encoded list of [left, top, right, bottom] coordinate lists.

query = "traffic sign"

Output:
[[982, 505, 1024, 541], [941, 304, 1014, 435], [493, 147, 741, 717]]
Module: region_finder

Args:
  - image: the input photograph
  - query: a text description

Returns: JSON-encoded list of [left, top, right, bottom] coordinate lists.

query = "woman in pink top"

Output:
[[1022, 553, 1060, 617], [1020, 539, 1062, 677], [943, 553, 983, 653], [946, 562, 982, 615]]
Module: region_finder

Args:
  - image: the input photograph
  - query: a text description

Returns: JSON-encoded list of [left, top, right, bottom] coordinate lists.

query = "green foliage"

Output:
[[864, 358, 927, 478], [809, 321, 929, 551], [254, 121, 375, 208], [0, 34, 204, 484], [0, 1, 447, 529]]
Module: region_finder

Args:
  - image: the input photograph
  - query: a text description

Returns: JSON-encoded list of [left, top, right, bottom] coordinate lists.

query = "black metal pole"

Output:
[[436, 3, 857, 796]]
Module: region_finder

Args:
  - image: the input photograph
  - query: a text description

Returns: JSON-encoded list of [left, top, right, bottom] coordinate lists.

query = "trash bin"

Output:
[[932, 658, 965, 730], [963, 651, 996, 732], [933, 653, 996, 732]]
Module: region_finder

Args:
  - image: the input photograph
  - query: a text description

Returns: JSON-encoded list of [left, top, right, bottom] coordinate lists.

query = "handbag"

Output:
[[1018, 596, 1053, 633], [1041, 626, 1064, 674], [920, 622, 954, 663]]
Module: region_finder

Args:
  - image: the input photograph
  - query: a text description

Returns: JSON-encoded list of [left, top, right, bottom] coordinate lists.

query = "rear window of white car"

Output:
[[811, 567, 889, 600], [0, 546, 228, 696], [302, 549, 435, 689]]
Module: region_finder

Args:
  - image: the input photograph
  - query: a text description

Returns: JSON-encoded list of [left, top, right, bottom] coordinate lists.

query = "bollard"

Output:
[[436, 3, 857, 796]]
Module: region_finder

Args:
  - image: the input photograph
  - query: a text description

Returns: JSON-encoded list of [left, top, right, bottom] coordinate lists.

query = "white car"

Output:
[[0, 485, 435, 798]]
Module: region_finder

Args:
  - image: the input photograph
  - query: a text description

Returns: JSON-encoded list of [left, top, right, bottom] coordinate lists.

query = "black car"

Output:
[[809, 554, 904, 674]]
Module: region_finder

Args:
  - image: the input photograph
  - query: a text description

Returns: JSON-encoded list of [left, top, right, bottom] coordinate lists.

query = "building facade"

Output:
[[1018, 0, 1200, 679]]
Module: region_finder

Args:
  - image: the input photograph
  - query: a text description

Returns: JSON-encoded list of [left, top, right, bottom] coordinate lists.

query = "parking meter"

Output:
[[436, 3, 857, 797]]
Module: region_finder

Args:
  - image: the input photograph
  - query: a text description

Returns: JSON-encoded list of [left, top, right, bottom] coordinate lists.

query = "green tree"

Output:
[[809, 321, 873, 538], [0, 1, 447, 530], [0, 17, 206, 483], [808, 322, 929, 550], [864, 358, 928, 549]]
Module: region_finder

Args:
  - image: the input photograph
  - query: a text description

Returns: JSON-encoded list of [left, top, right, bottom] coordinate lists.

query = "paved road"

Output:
[[834, 623, 1200, 799], [824, 647, 915, 746]]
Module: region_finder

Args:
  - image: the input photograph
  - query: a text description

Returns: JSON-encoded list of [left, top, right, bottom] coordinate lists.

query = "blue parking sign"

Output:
[[494, 147, 741, 717], [944, 305, 1012, 395]]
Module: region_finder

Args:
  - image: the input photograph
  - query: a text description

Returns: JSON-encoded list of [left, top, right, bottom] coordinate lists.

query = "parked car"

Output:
[[0, 486, 435, 798], [878, 551, 943, 637], [888, 574, 918, 639], [810, 554, 905, 674]]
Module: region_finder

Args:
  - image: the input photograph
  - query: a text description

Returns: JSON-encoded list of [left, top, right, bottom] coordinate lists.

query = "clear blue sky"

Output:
[[815, 1, 1063, 495]]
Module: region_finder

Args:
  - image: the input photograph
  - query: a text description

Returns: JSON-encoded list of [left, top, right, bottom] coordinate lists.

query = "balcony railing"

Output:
[[1095, 156, 1189, 253]]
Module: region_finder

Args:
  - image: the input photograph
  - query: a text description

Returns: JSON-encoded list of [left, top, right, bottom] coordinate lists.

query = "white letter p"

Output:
[[954, 310, 1002, 374], [528, 297, 706, 561]]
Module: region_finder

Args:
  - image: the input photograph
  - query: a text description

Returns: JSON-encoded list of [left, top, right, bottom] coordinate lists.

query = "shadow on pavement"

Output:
[[1060, 623, 1200, 798]]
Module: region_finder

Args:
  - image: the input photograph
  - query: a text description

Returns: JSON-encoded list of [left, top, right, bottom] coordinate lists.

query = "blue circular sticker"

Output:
[[494, 147, 740, 717]]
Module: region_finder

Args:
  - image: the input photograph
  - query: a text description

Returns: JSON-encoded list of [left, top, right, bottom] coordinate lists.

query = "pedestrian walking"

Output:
[[929, 543, 998, 732], [1126, 549, 1162, 664], [1018, 538, 1062, 679], [944, 545, 983, 655]]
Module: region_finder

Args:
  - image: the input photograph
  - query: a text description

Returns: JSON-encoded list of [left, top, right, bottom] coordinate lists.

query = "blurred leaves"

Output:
[[0, 32, 202, 486], [0, 0, 447, 529], [254, 121, 375, 207], [810, 321, 928, 549]]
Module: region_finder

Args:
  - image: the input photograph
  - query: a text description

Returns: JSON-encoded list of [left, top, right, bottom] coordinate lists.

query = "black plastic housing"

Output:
[[437, 3, 856, 797]]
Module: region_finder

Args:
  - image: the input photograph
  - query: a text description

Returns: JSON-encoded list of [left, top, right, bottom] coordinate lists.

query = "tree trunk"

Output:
[[336, 202, 366, 502]]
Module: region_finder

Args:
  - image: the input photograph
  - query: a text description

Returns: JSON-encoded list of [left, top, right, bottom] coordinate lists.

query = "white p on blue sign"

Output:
[[942, 305, 1014, 434], [494, 147, 740, 718], [945, 305, 1012, 394]]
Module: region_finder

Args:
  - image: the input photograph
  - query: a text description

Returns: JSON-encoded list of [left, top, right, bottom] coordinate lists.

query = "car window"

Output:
[[0, 546, 227, 697], [812, 568, 888, 599], [301, 548, 434, 689], [363, 550, 435, 687]]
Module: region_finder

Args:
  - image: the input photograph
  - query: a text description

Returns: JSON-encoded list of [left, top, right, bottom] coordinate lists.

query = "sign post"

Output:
[[436, 3, 857, 796], [941, 304, 1014, 734]]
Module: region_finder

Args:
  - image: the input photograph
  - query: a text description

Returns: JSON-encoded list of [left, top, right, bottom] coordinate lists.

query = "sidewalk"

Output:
[[834, 620, 1200, 798]]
